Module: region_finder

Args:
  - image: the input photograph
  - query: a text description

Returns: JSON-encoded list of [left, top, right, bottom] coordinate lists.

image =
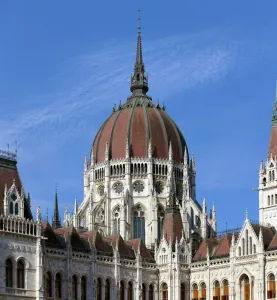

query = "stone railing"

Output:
[[0, 215, 38, 237]]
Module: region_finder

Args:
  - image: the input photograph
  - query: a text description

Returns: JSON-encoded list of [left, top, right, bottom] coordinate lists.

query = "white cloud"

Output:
[[0, 31, 238, 160]]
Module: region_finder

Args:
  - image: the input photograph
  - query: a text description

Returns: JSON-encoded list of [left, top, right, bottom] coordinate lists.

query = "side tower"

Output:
[[259, 86, 277, 228]]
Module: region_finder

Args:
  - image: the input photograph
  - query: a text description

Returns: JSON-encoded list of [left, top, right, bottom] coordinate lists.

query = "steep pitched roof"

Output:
[[126, 239, 154, 261], [0, 156, 32, 219], [104, 235, 135, 259], [251, 224, 276, 250], [193, 234, 238, 261], [41, 222, 65, 249]]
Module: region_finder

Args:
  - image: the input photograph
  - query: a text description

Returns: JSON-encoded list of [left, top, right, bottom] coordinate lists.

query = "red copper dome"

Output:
[[92, 97, 186, 163], [92, 20, 186, 163]]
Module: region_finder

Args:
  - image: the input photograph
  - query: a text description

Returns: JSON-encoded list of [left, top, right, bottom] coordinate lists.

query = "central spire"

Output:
[[130, 10, 149, 96]]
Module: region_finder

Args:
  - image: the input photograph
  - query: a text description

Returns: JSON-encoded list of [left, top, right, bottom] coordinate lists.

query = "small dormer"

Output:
[[4, 181, 24, 218]]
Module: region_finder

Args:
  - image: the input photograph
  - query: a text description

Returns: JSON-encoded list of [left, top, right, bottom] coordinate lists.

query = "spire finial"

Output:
[[52, 185, 61, 229], [130, 10, 149, 96], [138, 9, 141, 33]]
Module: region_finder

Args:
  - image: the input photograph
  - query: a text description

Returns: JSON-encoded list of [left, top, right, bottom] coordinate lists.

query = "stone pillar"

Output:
[[35, 234, 44, 300]]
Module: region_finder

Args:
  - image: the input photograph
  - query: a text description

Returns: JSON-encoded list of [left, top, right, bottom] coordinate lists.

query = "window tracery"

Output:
[[133, 205, 145, 242]]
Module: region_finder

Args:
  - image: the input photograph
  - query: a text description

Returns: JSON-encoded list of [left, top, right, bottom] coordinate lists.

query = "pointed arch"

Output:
[[97, 277, 102, 300], [5, 258, 13, 288], [133, 204, 146, 241], [161, 282, 168, 300], [267, 273, 276, 299], [45, 271, 53, 298], [149, 284, 154, 300], [17, 260, 25, 289], [128, 281, 133, 300], [72, 275, 78, 299], [105, 278, 111, 300], [81, 276, 87, 300], [55, 272, 62, 299], [180, 282, 185, 300], [120, 280, 125, 300]]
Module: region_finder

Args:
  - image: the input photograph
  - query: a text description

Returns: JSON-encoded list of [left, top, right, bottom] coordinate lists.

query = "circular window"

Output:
[[133, 181, 144, 193], [113, 181, 123, 194], [97, 185, 104, 196], [155, 181, 164, 194]]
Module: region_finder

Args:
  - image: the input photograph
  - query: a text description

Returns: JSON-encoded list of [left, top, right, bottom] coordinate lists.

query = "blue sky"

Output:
[[1, 1, 277, 232]]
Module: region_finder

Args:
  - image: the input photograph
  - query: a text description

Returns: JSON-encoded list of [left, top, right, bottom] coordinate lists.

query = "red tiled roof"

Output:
[[126, 239, 154, 261], [193, 234, 238, 261]]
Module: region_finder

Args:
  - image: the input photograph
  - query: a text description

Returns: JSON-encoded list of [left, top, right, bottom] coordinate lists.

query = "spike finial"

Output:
[[36, 206, 41, 222], [52, 185, 61, 229], [130, 10, 149, 95], [246, 208, 248, 220]]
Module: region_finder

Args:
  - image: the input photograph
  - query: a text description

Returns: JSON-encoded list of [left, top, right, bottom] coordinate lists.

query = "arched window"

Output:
[[222, 280, 229, 297], [158, 206, 165, 239], [113, 207, 120, 235], [45, 272, 52, 298], [142, 283, 146, 300], [180, 283, 185, 300], [128, 282, 133, 300], [242, 238, 245, 256], [272, 195, 274, 205], [238, 246, 241, 256], [133, 205, 145, 242], [200, 282, 206, 300], [55, 273, 62, 299], [97, 278, 102, 300], [72, 275, 78, 299], [17, 260, 24, 289], [105, 279, 110, 300], [275, 194, 277, 204], [120, 281, 124, 300], [268, 195, 271, 206], [15, 203, 18, 215], [250, 237, 253, 254], [214, 280, 220, 298], [273, 170, 275, 181], [6, 259, 13, 288], [192, 283, 198, 300], [149, 284, 154, 300], [253, 244, 256, 254], [81, 276, 87, 300], [10, 202, 13, 214], [270, 171, 272, 181], [268, 273, 276, 299], [161, 283, 168, 300]]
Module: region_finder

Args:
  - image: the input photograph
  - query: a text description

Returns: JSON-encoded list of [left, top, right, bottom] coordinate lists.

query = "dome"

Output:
[[91, 23, 187, 164], [92, 97, 186, 163]]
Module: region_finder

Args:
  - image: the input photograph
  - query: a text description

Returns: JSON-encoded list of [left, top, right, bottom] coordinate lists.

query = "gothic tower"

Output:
[[259, 85, 277, 228]]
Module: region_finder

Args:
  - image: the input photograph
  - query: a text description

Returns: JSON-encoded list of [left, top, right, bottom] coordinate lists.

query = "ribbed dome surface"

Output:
[[92, 96, 186, 163]]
